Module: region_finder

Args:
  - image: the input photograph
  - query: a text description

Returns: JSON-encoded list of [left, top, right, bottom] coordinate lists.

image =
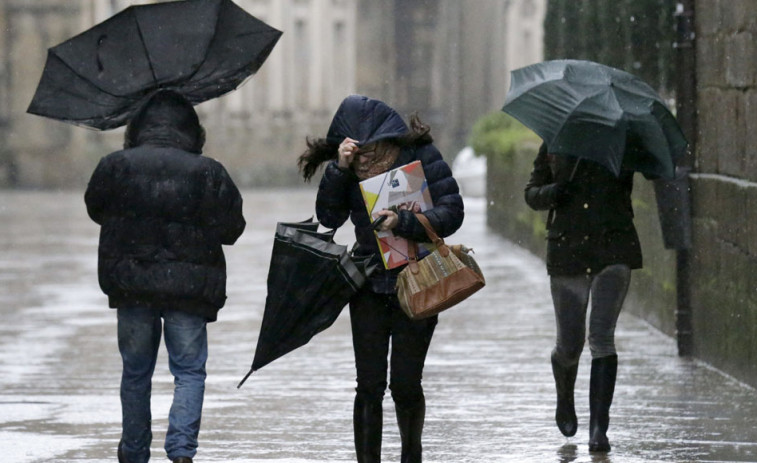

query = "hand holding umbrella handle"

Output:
[[553, 179, 578, 207], [551, 159, 581, 207]]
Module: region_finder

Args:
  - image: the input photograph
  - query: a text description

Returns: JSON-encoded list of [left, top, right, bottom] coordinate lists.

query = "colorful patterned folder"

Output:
[[359, 160, 434, 269]]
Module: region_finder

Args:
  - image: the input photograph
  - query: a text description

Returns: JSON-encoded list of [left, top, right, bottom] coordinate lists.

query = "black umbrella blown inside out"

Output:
[[27, 0, 282, 130], [237, 220, 375, 388]]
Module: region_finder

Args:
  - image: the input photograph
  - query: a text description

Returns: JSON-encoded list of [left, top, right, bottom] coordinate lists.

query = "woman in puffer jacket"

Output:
[[299, 95, 463, 463]]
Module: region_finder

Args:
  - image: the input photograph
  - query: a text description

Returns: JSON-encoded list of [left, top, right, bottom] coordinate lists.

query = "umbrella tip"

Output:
[[237, 368, 254, 389]]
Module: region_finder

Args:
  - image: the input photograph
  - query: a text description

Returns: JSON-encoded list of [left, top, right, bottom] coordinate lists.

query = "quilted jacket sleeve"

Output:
[[524, 143, 562, 211], [84, 155, 117, 225], [315, 161, 355, 229], [393, 144, 464, 242], [206, 162, 246, 245]]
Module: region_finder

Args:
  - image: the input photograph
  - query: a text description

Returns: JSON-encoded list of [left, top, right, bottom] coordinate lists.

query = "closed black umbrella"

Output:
[[27, 0, 282, 130], [238, 220, 375, 387], [502, 59, 687, 180]]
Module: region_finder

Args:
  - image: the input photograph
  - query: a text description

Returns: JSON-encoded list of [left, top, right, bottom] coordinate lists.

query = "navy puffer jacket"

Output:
[[315, 96, 464, 293], [84, 91, 245, 321]]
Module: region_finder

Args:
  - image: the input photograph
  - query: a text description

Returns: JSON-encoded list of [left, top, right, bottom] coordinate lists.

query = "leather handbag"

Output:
[[396, 214, 485, 320]]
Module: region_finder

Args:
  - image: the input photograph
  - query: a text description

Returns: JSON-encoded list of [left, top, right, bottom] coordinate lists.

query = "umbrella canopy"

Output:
[[27, 0, 282, 130], [238, 220, 374, 387], [502, 59, 687, 179]]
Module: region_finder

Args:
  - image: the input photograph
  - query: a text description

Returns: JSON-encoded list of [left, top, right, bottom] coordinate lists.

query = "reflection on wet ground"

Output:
[[1, 189, 756, 462]]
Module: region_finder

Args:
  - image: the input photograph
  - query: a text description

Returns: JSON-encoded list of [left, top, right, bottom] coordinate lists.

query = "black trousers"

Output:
[[349, 287, 437, 406]]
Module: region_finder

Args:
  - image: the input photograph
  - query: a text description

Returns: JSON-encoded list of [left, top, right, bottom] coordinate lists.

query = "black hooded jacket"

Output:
[[524, 143, 642, 276], [315, 95, 464, 293], [84, 90, 245, 321]]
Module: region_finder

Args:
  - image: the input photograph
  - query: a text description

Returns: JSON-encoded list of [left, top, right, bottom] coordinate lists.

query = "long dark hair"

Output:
[[298, 113, 433, 182]]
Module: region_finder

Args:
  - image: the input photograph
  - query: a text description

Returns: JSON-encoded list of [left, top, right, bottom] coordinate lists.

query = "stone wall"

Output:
[[690, 0, 757, 387]]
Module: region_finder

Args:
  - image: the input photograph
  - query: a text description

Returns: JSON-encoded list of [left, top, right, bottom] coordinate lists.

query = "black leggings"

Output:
[[550, 264, 631, 364], [349, 288, 437, 407]]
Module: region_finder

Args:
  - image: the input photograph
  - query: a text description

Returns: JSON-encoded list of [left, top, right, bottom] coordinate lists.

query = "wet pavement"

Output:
[[1, 188, 757, 463]]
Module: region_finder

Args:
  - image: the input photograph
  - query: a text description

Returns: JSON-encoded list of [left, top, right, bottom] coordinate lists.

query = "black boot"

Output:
[[395, 398, 425, 463], [551, 352, 579, 437], [588, 355, 617, 453], [354, 393, 383, 463]]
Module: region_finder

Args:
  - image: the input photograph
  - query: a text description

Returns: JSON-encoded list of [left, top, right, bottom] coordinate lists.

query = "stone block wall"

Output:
[[687, 0, 757, 386]]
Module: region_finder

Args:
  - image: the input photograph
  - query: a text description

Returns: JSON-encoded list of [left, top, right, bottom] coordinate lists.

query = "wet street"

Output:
[[1, 188, 757, 463]]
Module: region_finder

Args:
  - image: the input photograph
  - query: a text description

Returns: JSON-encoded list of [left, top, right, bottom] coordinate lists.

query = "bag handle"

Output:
[[406, 213, 449, 274]]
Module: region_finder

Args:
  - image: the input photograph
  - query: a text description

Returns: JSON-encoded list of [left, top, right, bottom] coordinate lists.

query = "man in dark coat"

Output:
[[85, 89, 245, 463], [525, 142, 641, 453], [299, 95, 464, 463]]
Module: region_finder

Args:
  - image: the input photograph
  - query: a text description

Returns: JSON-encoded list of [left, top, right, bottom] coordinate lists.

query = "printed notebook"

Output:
[[359, 160, 434, 269]]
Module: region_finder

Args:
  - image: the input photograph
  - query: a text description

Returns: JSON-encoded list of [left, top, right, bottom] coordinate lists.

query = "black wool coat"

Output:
[[524, 144, 642, 276], [84, 145, 245, 321]]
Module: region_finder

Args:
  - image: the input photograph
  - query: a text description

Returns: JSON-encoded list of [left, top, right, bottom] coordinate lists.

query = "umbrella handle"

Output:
[[569, 158, 581, 182], [237, 368, 254, 388]]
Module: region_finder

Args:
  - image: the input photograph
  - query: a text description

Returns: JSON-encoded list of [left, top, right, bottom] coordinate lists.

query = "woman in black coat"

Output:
[[85, 89, 245, 463], [525, 143, 641, 453], [299, 95, 464, 463]]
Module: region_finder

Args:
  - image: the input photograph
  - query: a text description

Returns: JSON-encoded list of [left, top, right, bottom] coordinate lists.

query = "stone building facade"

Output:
[[0, 0, 544, 188], [355, 0, 545, 162], [0, 0, 358, 187]]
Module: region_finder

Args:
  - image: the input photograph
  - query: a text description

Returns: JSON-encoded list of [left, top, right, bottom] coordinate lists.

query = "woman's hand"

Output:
[[374, 209, 399, 231], [337, 137, 360, 169]]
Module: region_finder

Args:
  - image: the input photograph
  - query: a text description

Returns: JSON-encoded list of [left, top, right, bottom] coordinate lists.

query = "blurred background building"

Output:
[[0, 0, 545, 188]]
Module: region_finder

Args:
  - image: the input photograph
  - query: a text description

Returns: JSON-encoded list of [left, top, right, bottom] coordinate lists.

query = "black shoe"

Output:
[[172, 458, 193, 463], [551, 352, 579, 437], [395, 397, 425, 463], [354, 393, 383, 463], [588, 355, 617, 453]]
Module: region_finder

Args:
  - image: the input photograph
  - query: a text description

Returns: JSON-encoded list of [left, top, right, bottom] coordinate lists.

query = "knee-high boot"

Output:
[[588, 355, 617, 453], [354, 393, 383, 463], [395, 397, 425, 463], [551, 351, 579, 437]]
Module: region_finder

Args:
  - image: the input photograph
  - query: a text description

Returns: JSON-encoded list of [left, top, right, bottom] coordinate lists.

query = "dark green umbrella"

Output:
[[502, 59, 687, 179]]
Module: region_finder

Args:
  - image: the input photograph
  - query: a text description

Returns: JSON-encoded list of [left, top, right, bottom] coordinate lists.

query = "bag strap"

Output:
[[406, 214, 449, 273]]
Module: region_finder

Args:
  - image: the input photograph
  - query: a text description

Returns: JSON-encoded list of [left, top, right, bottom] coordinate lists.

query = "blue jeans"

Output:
[[117, 307, 208, 462]]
